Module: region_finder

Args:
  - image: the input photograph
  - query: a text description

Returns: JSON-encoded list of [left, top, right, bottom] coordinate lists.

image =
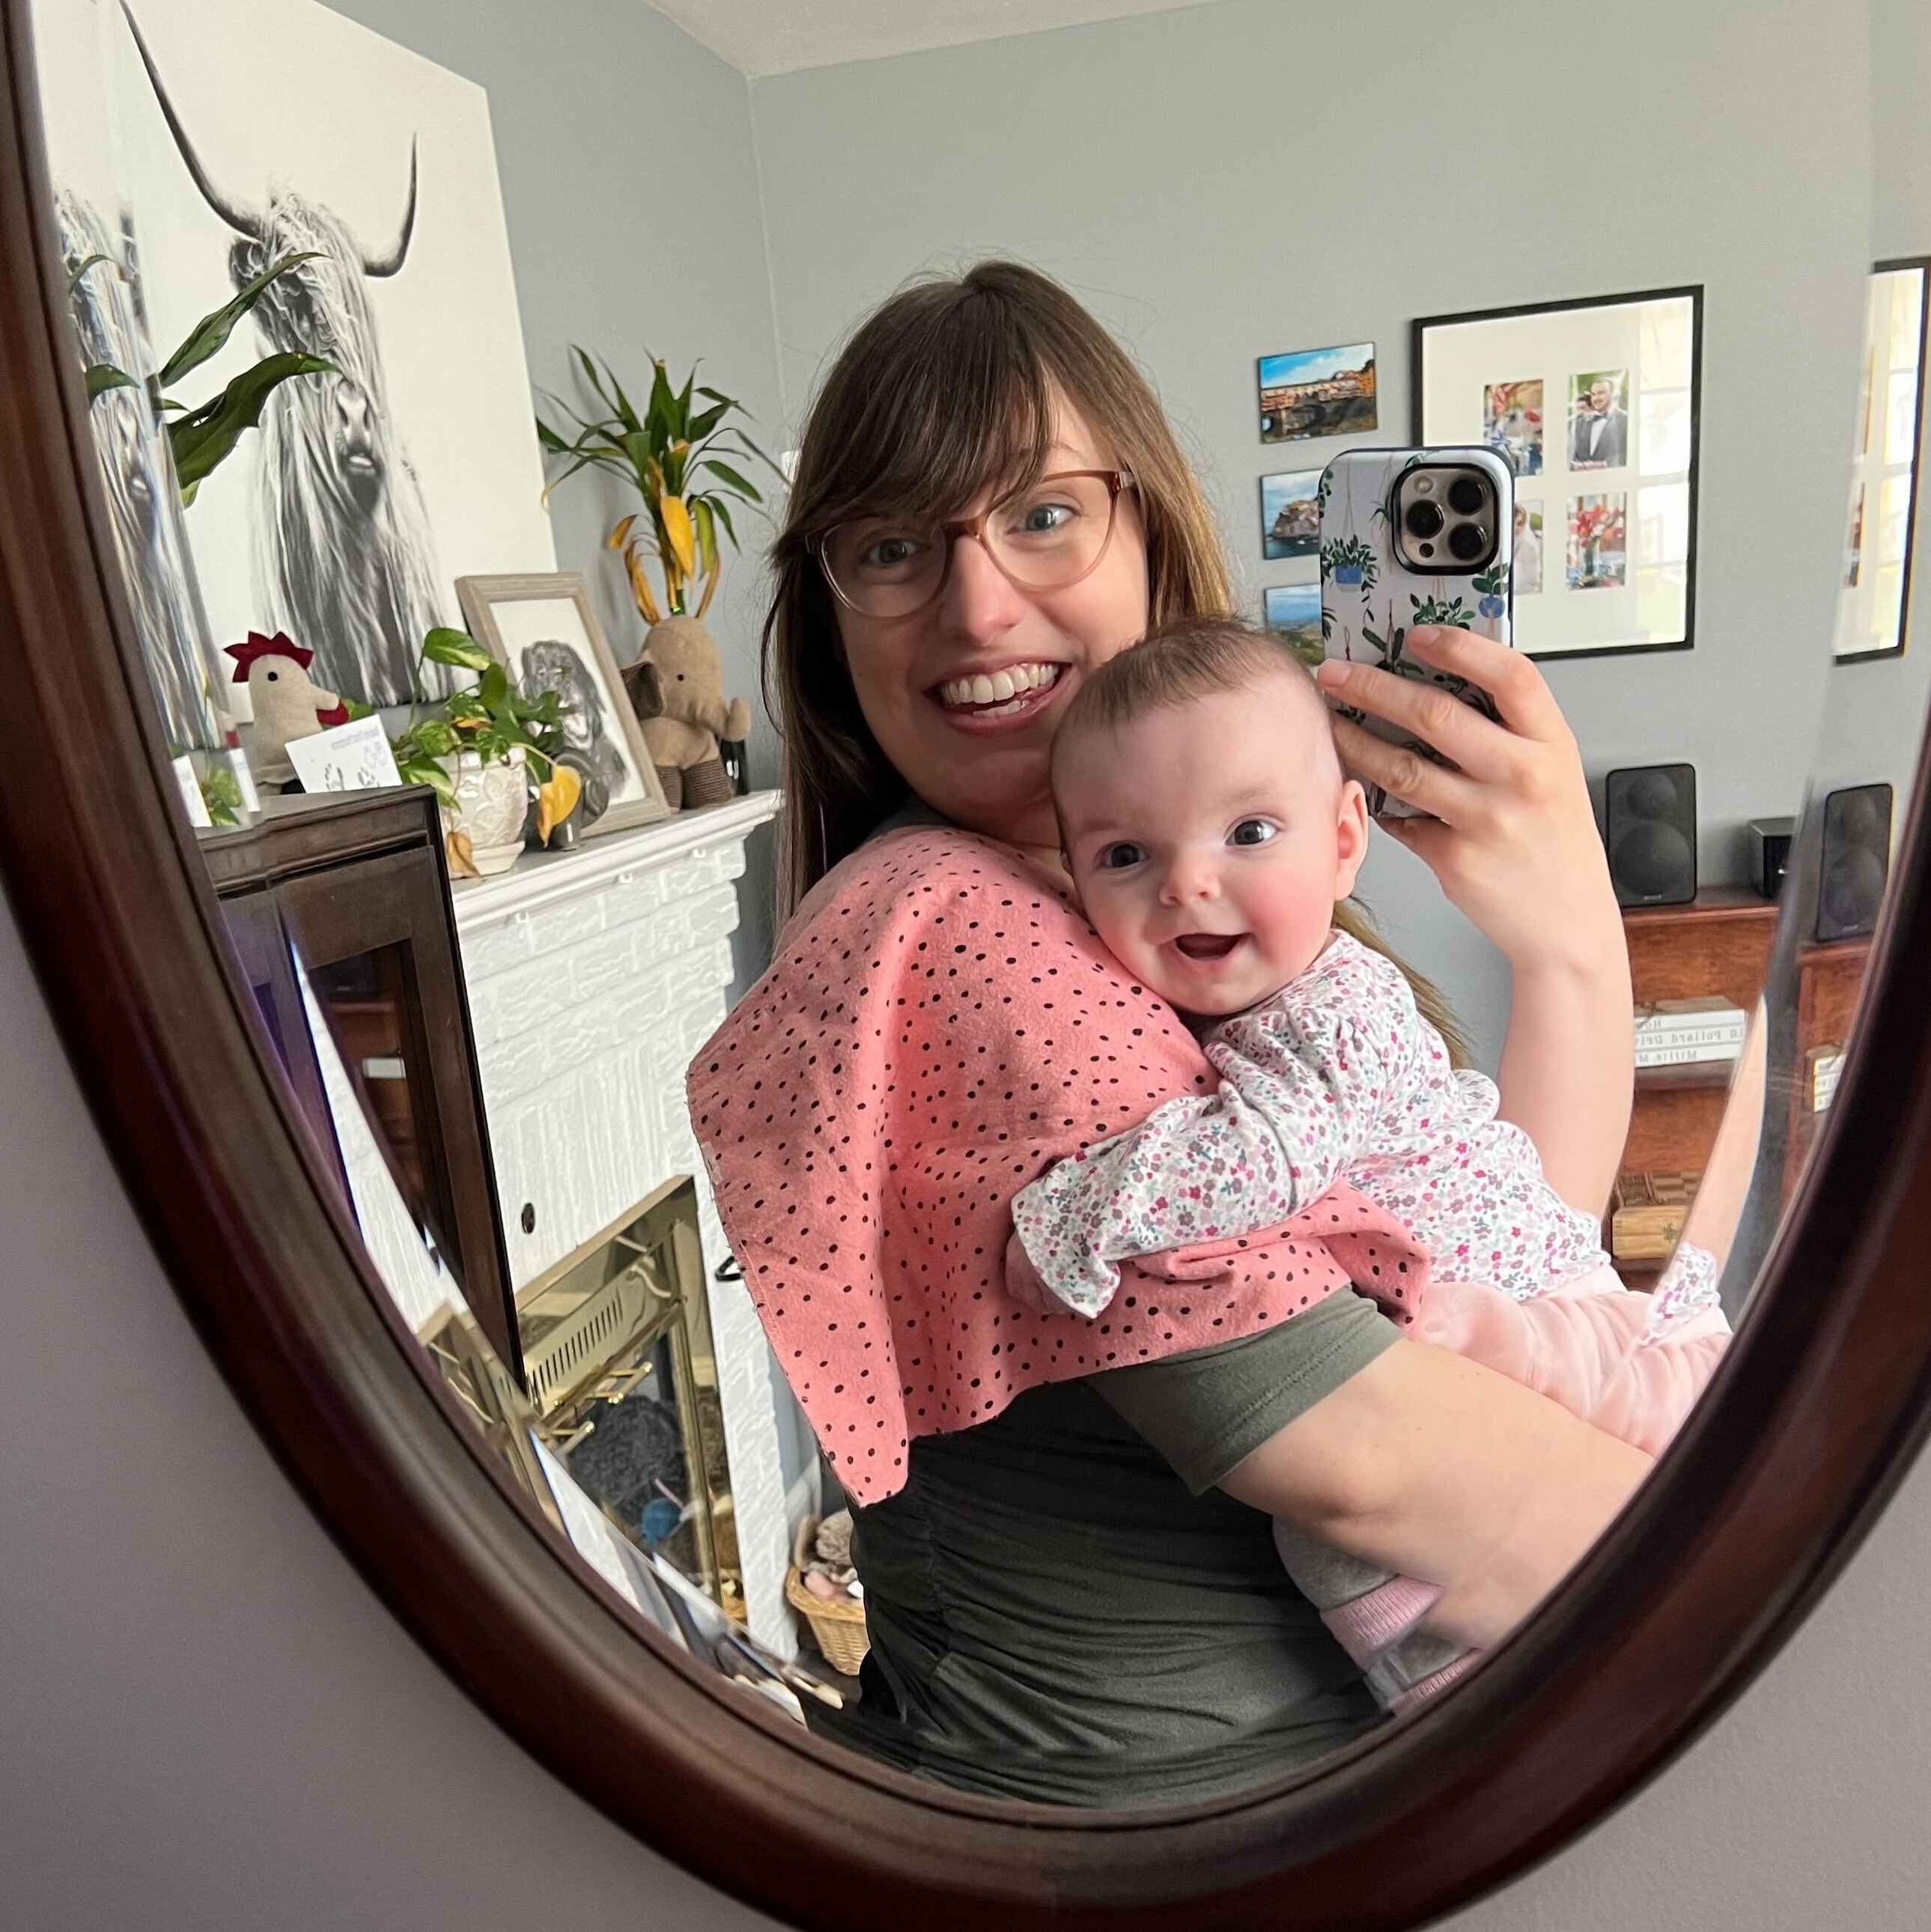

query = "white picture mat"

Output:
[[1420, 294, 1697, 657], [486, 594, 650, 809], [1834, 264, 1925, 660], [44, 0, 556, 714]]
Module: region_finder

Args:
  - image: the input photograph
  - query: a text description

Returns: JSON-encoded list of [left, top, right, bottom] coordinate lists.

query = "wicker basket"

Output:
[[785, 1514, 869, 1675]]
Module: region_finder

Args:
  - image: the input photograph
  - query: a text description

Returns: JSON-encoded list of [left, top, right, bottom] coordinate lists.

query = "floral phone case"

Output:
[[1316, 447, 1514, 817]]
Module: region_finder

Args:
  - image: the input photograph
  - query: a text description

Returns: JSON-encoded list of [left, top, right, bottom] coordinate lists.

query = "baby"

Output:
[[1008, 617, 1728, 1713]]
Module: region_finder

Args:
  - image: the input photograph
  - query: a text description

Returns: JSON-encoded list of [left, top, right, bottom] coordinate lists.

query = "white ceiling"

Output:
[[647, 0, 1233, 79]]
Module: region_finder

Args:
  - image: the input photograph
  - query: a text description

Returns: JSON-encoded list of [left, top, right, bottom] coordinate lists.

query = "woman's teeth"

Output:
[[937, 663, 1062, 713]]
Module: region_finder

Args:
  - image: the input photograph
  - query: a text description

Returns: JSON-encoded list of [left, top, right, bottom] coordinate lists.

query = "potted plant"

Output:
[[386, 628, 575, 876], [535, 348, 782, 628]]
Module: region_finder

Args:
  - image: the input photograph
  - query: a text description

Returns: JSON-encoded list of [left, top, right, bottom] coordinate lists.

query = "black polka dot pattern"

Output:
[[688, 829, 1432, 1504]]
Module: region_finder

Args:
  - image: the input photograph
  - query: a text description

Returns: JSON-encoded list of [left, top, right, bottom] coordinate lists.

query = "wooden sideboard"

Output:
[[1616, 885, 1873, 1278]]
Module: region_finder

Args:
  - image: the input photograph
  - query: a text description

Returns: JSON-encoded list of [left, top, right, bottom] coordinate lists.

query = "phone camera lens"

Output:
[[1447, 475, 1486, 516], [1447, 521, 1487, 562], [1404, 499, 1446, 540]]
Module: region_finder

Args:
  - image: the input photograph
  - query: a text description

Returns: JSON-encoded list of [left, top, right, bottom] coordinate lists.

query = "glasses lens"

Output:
[[983, 473, 1117, 589], [821, 520, 944, 618], [821, 474, 1119, 617]]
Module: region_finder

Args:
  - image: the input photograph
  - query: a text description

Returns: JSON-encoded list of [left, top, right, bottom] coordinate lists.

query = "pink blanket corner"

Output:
[[688, 827, 1430, 1504]]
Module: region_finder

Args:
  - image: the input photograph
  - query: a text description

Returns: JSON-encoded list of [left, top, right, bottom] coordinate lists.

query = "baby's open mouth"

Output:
[[1173, 932, 1242, 960]]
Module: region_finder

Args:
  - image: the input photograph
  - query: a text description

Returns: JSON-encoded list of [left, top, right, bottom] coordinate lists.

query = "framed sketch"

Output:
[[1834, 258, 1928, 662], [1415, 288, 1703, 659], [455, 573, 670, 837]]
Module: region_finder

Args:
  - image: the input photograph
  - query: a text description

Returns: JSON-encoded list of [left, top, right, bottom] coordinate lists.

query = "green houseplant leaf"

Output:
[[170, 351, 336, 502], [157, 251, 322, 389]]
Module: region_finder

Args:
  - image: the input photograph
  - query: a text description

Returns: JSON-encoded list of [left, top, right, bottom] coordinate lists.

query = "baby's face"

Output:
[[1056, 678, 1369, 1016]]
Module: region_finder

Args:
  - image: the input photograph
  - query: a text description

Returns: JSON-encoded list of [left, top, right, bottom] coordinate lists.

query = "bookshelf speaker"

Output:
[[1605, 763, 1697, 908], [1816, 783, 1893, 942]]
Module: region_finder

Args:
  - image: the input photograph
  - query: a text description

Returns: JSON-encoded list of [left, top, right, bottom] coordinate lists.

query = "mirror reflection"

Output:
[[25, 0, 1925, 1812]]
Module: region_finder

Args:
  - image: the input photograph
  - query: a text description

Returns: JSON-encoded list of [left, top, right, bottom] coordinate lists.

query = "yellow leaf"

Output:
[[607, 512, 637, 550], [445, 829, 481, 879], [624, 546, 663, 625], [659, 494, 697, 578], [536, 764, 583, 843]]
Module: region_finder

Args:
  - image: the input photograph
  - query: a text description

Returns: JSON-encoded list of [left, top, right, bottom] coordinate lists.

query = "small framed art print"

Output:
[[1834, 258, 1928, 663], [1414, 287, 1703, 660], [454, 572, 671, 836]]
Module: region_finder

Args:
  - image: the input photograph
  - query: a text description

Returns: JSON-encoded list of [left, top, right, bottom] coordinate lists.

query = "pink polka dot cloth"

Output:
[[688, 828, 1431, 1504]]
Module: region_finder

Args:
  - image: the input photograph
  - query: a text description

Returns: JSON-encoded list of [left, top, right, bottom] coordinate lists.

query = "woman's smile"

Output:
[[930, 659, 1068, 728]]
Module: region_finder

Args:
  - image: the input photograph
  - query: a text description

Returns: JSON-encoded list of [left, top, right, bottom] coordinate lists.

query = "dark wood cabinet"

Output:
[[200, 790, 522, 1381]]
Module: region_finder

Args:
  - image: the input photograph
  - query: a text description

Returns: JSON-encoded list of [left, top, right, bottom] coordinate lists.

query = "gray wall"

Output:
[[331, 0, 784, 985], [749, 0, 1872, 1066]]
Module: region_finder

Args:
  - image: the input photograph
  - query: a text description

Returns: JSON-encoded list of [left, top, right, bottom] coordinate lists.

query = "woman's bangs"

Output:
[[810, 308, 1058, 532]]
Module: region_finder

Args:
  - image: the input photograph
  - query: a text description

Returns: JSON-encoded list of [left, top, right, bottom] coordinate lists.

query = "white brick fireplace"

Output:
[[448, 792, 797, 1652]]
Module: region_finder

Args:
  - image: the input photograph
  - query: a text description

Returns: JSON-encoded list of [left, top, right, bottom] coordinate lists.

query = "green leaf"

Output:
[[478, 660, 509, 710], [605, 356, 644, 436], [685, 398, 735, 440], [700, 458, 761, 502], [67, 252, 113, 295], [396, 756, 457, 805], [343, 698, 374, 721], [705, 493, 738, 547], [167, 351, 335, 496], [85, 362, 140, 402], [158, 252, 322, 389], [422, 627, 493, 672], [645, 358, 676, 446]]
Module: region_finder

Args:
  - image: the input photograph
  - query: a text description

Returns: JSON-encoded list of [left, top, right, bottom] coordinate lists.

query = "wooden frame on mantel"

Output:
[[7, 5, 1931, 1928]]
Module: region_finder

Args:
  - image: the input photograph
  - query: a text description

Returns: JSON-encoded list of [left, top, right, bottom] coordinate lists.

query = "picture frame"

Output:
[[1414, 287, 1703, 660], [1257, 341, 1378, 443], [1262, 580, 1323, 664], [1834, 258, 1928, 663], [1259, 469, 1322, 559], [454, 572, 671, 837]]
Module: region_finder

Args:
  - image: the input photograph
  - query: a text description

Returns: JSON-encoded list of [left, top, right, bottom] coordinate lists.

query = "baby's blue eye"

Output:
[[1229, 818, 1277, 847], [1095, 841, 1148, 870]]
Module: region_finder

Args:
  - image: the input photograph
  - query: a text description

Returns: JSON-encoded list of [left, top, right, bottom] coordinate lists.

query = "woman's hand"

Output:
[[1313, 627, 1633, 1215], [1313, 626, 1614, 973]]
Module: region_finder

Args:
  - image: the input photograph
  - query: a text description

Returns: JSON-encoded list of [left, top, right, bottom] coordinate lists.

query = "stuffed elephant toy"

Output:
[[623, 616, 752, 811]]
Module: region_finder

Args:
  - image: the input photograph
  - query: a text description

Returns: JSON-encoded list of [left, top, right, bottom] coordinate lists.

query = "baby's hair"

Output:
[[1053, 616, 1335, 780], [1056, 616, 1473, 1067]]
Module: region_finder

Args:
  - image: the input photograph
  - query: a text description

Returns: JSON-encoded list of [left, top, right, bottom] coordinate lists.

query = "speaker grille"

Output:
[[1605, 763, 1697, 908], [1816, 783, 1893, 942]]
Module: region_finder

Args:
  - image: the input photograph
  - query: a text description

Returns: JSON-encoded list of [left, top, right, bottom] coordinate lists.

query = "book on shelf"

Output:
[[1634, 1039, 1743, 1070], [1611, 1170, 1700, 1262]]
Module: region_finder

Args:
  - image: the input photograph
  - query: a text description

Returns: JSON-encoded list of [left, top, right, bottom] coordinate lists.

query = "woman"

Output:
[[725, 263, 1640, 1805]]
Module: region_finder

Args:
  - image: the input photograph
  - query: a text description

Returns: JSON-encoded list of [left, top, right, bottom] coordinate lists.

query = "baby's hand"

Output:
[[1003, 1229, 1060, 1316]]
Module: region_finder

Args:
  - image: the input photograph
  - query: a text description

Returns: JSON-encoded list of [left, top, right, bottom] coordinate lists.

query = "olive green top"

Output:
[[821, 1290, 1401, 1806]]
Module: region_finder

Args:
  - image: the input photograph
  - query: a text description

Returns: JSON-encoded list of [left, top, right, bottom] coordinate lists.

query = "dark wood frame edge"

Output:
[[7, 14, 1931, 1928]]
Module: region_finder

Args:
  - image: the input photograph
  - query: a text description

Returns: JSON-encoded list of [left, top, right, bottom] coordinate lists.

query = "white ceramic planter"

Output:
[[440, 748, 528, 877]]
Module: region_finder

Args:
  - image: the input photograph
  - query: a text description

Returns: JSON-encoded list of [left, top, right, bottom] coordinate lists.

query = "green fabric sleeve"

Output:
[[1092, 1289, 1401, 1494]]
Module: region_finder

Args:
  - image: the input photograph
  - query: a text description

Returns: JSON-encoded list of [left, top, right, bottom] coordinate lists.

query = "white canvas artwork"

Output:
[[34, 0, 556, 713]]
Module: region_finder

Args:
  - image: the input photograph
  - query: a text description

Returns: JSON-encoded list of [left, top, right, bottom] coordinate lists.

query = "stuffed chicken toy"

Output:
[[225, 631, 350, 787]]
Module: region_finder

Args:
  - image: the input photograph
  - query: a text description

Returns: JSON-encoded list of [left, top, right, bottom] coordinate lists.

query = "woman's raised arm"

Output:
[[1220, 1335, 1651, 1649], [1313, 628, 1632, 1215]]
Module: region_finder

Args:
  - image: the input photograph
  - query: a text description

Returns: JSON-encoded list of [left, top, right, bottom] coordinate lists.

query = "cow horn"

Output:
[[119, 5, 264, 240], [360, 140, 419, 278]]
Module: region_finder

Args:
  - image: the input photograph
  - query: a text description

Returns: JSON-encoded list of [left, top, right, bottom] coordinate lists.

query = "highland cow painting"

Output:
[[37, 0, 556, 712]]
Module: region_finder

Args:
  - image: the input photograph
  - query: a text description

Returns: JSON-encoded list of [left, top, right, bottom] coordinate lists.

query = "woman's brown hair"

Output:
[[761, 260, 1465, 1060]]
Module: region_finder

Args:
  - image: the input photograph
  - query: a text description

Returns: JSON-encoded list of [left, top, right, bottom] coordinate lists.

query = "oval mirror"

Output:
[[4, 0, 1930, 1923]]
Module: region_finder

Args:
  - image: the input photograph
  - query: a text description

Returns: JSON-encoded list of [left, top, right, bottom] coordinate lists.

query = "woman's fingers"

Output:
[[1402, 627, 1572, 746], [1328, 714, 1482, 824]]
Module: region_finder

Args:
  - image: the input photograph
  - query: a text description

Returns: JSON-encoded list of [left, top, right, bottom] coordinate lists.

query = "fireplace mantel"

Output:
[[448, 792, 798, 1650]]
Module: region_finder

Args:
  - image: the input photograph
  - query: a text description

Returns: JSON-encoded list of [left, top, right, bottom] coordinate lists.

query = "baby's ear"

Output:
[[1334, 778, 1371, 896]]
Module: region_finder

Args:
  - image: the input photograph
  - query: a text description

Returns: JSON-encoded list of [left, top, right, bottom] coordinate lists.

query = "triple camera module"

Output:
[[1393, 464, 1500, 573]]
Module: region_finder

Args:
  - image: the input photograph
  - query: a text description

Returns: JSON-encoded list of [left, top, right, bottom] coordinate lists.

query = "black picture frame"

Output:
[[1413, 285, 1705, 663]]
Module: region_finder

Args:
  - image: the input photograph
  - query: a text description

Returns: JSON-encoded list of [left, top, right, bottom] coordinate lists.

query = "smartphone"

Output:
[[1316, 447, 1515, 815]]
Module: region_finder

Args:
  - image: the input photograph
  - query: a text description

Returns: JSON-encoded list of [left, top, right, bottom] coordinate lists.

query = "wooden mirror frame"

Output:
[[7, 10, 1931, 1925]]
